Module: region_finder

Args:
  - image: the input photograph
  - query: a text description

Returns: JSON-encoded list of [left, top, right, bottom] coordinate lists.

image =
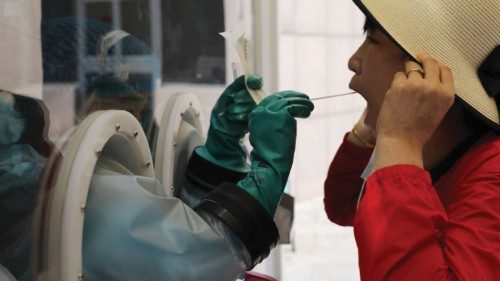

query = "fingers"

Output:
[[404, 59, 425, 80], [258, 90, 309, 107], [226, 102, 256, 121], [273, 91, 310, 100], [267, 96, 314, 116], [253, 90, 313, 119], [233, 89, 256, 104], [415, 52, 454, 97], [226, 74, 263, 94], [287, 104, 314, 118], [223, 76, 247, 97], [227, 102, 256, 114], [391, 71, 407, 87], [378, 52, 455, 148], [247, 74, 263, 90], [224, 89, 258, 121], [404, 53, 444, 85], [416, 53, 441, 83], [439, 63, 454, 93], [226, 112, 250, 121], [281, 91, 310, 100], [402, 52, 455, 94]]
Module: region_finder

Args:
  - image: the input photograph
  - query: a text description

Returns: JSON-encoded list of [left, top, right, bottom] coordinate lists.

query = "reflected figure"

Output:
[[77, 74, 147, 124], [42, 18, 159, 145], [0, 92, 50, 280]]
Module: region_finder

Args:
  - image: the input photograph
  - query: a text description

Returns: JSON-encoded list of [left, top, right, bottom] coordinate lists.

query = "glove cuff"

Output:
[[195, 182, 279, 269], [186, 148, 248, 190], [236, 162, 286, 215]]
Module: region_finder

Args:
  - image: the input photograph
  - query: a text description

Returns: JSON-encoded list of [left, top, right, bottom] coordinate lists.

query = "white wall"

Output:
[[279, 0, 366, 200], [278, 0, 367, 280]]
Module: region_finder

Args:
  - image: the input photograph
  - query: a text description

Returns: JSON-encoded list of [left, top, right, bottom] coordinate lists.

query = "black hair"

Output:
[[363, 17, 377, 33], [456, 100, 493, 135]]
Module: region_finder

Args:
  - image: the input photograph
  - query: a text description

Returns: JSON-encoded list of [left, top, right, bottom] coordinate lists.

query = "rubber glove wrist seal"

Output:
[[195, 182, 279, 269]]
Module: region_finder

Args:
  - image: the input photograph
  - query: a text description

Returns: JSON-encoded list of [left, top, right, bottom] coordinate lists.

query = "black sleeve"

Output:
[[186, 149, 247, 191], [195, 183, 279, 269]]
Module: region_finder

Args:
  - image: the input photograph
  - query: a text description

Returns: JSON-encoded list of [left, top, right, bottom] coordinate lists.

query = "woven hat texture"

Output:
[[355, 0, 500, 126]]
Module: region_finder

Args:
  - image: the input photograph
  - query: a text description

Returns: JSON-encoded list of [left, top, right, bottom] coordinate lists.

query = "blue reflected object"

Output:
[[0, 93, 26, 145]]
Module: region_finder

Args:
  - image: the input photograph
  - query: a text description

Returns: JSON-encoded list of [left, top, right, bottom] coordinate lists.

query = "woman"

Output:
[[324, 1, 499, 280]]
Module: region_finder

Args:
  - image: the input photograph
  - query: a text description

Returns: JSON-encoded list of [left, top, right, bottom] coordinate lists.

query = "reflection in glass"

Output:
[[42, 18, 159, 147], [0, 93, 50, 280], [85, 2, 113, 55], [121, 0, 152, 50], [0, 1, 48, 279], [162, 0, 226, 84], [1, 0, 230, 279]]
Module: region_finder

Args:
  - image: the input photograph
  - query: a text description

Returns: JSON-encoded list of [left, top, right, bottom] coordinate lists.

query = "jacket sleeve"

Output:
[[354, 164, 500, 281], [324, 133, 373, 226], [195, 183, 279, 269], [84, 158, 278, 281], [84, 173, 252, 281]]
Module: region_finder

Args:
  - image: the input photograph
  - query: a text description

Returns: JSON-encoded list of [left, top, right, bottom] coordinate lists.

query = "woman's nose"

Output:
[[348, 57, 361, 74], [348, 44, 365, 74]]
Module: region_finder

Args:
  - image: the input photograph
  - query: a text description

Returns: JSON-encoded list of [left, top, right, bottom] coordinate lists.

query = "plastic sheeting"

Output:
[[83, 158, 251, 281]]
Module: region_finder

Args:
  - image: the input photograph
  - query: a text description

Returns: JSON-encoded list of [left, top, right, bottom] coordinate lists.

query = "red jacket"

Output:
[[324, 133, 500, 280]]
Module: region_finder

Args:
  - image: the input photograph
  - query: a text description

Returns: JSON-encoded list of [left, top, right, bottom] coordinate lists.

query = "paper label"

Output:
[[220, 30, 266, 104]]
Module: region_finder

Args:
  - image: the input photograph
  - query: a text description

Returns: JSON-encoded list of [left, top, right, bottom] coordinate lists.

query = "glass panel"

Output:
[[85, 2, 113, 55], [0, 0, 231, 279], [162, 0, 226, 84], [121, 0, 152, 50]]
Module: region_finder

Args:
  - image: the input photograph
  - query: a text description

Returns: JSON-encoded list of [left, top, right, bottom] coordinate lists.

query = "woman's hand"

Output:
[[374, 52, 455, 169], [348, 108, 376, 149]]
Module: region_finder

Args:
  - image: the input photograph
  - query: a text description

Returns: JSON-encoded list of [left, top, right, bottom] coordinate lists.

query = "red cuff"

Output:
[[340, 132, 374, 158], [323, 133, 373, 226], [328, 133, 373, 176], [367, 164, 432, 188]]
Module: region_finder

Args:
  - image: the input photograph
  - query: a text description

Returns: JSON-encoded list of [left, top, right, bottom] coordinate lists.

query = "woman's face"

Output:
[[348, 27, 406, 131]]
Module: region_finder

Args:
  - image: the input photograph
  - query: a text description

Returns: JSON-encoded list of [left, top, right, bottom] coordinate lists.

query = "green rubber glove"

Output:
[[196, 75, 263, 172], [237, 91, 314, 215]]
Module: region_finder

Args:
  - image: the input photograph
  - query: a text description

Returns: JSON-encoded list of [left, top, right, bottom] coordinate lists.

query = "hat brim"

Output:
[[354, 0, 500, 127]]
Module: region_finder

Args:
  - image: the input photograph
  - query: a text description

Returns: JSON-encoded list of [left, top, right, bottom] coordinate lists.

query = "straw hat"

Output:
[[353, 0, 500, 127]]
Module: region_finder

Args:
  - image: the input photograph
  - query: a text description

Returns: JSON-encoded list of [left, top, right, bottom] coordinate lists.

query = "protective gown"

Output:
[[83, 151, 278, 281]]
